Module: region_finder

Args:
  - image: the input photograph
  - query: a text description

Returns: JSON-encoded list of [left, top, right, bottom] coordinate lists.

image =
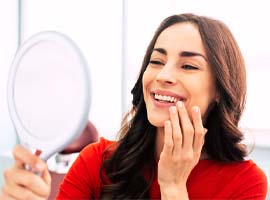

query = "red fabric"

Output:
[[56, 137, 268, 200]]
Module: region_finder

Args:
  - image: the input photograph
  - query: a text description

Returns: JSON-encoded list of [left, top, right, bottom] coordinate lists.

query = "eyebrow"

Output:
[[152, 48, 207, 61]]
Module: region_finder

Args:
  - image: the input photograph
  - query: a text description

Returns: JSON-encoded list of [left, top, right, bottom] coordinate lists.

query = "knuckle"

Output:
[[172, 154, 181, 163], [173, 132, 182, 140], [195, 128, 205, 137], [182, 153, 194, 162], [3, 169, 11, 180], [164, 142, 173, 150], [185, 126, 194, 135], [25, 177, 35, 188], [22, 190, 32, 200], [31, 156, 40, 165]]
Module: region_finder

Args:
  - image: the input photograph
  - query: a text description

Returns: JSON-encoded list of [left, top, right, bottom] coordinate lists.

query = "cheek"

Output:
[[188, 83, 217, 118], [142, 68, 152, 97], [142, 73, 148, 99]]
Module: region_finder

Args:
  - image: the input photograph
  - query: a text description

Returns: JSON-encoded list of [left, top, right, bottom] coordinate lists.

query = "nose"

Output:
[[156, 62, 177, 85]]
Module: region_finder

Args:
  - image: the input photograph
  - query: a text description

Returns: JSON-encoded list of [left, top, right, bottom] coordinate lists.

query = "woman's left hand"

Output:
[[158, 101, 207, 199]]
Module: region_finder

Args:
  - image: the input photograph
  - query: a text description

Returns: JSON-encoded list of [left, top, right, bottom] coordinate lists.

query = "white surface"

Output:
[[0, 0, 18, 153]]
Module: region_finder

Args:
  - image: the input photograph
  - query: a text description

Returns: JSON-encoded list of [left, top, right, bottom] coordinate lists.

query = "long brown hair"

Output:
[[100, 13, 247, 199]]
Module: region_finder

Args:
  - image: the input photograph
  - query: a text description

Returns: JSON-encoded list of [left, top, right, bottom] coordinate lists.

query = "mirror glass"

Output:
[[7, 31, 91, 160]]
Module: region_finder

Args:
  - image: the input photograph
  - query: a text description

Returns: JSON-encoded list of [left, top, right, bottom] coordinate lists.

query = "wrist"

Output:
[[160, 184, 189, 200]]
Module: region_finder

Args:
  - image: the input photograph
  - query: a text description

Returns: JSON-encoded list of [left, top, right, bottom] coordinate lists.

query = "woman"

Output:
[[1, 13, 267, 200]]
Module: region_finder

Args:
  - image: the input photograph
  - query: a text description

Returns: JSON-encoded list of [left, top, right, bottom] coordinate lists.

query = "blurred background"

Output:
[[0, 0, 269, 196]]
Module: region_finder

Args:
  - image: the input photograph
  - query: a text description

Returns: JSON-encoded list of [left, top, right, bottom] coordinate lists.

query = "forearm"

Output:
[[160, 185, 189, 200]]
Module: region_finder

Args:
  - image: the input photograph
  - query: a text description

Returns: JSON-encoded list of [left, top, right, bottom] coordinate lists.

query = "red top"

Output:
[[56, 137, 268, 199]]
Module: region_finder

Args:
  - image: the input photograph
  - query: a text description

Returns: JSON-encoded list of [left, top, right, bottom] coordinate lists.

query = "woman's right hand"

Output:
[[0, 145, 51, 200]]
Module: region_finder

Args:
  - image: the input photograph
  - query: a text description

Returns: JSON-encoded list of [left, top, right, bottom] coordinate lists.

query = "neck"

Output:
[[155, 127, 210, 160]]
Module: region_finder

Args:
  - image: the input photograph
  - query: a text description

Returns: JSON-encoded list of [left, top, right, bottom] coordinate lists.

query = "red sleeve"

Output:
[[55, 137, 114, 200], [231, 160, 268, 200]]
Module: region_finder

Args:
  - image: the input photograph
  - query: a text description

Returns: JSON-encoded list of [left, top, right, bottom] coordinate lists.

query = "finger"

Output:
[[191, 106, 206, 154], [2, 183, 45, 200], [13, 145, 45, 172], [4, 168, 50, 198], [163, 120, 173, 154], [176, 101, 194, 150], [42, 167, 51, 186], [169, 106, 182, 154]]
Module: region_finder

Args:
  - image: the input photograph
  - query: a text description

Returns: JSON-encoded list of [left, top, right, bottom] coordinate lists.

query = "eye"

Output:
[[182, 64, 198, 70], [149, 60, 164, 66]]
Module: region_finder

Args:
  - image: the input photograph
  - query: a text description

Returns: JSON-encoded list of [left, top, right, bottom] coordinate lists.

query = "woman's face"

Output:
[[142, 22, 218, 127]]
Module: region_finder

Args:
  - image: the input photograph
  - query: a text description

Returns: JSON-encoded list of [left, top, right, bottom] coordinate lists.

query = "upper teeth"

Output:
[[154, 94, 178, 103]]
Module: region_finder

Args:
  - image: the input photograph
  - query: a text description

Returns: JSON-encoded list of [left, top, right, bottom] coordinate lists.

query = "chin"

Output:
[[147, 115, 168, 128]]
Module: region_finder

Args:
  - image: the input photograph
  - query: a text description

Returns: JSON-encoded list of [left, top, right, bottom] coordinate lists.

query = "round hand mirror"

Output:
[[7, 31, 91, 161]]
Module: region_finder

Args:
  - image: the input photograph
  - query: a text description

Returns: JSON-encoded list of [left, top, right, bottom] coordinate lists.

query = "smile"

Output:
[[154, 94, 177, 103], [152, 92, 186, 104]]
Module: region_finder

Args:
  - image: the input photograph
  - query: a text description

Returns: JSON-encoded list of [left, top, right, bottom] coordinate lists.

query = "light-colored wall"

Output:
[[0, 0, 18, 188], [0, 0, 18, 153]]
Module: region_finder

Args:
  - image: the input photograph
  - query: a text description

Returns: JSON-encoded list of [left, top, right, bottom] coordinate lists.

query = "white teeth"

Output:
[[154, 94, 178, 103]]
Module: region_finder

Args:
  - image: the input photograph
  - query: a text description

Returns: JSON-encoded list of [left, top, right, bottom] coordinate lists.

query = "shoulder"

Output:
[[81, 137, 116, 155], [200, 159, 267, 183], [189, 159, 268, 199], [229, 159, 268, 198], [196, 159, 266, 175], [223, 159, 267, 182], [235, 159, 265, 174], [232, 159, 267, 185], [78, 137, 116, 164]]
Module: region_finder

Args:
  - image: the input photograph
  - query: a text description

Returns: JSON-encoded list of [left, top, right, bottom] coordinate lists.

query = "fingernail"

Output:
[[35, 149, 42, 156], [170, 106, 177, 113], [193, 106, 200, 113], [177, 101, 183, 108]]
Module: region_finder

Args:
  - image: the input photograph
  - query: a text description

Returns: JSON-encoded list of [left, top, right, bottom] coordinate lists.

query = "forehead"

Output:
[[154, 23, 206, 55]]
